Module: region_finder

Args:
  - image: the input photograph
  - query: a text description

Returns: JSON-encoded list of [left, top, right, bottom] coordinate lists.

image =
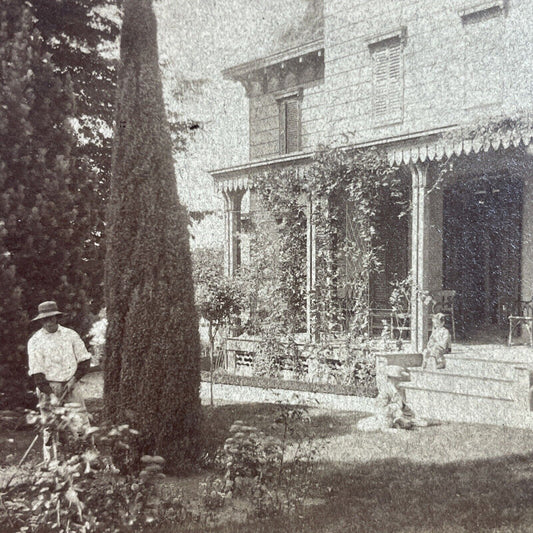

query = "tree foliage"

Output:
[[104, 0, 202, 470], [27, 0, 121, 308], [0, 2, 95, 408], [278, 0, 323, 49], [193, 248, 241, 332]]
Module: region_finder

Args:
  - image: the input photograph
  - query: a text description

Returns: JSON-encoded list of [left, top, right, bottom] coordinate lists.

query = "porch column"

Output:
[[222, 189, 245, 277], [306, 194, 316, 340], [410, 163, 431, 351], [521, 172, 533, 301]]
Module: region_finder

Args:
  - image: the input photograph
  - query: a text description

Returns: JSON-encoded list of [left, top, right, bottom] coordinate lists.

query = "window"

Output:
[[278, 94, 301, 154], [459, 0, 505, 23], [461, 1, 505, 108], [370, 36, 403, 125]]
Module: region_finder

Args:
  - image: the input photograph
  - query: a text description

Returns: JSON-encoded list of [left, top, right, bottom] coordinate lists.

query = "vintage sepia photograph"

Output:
[[1, 0, 533, 531]]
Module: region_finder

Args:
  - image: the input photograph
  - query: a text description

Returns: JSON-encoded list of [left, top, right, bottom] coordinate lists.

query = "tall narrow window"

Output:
[[278, 95, 301, 154], [461, 2, 505, 108], [370, 37, 403, 125]]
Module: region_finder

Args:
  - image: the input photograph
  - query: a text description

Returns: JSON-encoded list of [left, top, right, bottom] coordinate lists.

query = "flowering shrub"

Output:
[[220, 420, 283, 489], [0, 403, 168, 532], [199, 475, 228, 510], [87, 310, 107, 366], [205, 404, 320, 519]]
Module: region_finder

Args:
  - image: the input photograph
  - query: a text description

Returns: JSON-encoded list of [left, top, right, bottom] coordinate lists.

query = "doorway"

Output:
[[443, 174, 523, 339]]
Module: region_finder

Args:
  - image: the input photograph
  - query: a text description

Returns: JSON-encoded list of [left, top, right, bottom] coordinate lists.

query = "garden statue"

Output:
[[356, 365, 427, 431], [422, 313, 451, 370]]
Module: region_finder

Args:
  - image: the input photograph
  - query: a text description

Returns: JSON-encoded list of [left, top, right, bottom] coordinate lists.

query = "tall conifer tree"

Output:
[[104, 0, 202, 468], [0, 2, 93, 406]]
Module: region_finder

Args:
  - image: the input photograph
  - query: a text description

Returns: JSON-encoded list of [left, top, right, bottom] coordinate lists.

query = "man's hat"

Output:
[[32, 301, 63, 321]]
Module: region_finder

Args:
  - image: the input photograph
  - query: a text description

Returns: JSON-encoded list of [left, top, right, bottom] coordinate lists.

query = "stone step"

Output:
[[443, 355, 524, 379], [451, 345, 533, 364], [400, 384, 523, 427], [406, 369, 517, 399]]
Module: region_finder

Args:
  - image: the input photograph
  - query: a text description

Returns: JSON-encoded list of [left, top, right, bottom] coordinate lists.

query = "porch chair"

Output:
[[431, 289, 456, 340], [508, 299, 533, 346]]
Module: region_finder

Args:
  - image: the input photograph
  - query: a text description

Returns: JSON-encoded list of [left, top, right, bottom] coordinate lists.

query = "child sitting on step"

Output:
[[422, 313, 451, 370]]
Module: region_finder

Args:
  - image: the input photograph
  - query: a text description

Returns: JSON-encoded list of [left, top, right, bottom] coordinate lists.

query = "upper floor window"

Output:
[[278, 93, 301, 154], [369, 36, 403, 125], [460, 0, 506, 108]]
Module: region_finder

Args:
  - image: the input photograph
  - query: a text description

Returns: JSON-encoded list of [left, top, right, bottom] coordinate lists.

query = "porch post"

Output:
[[306, 193, 316, 340], [222, 189, 245, 277], [410, 163, 430, 351]]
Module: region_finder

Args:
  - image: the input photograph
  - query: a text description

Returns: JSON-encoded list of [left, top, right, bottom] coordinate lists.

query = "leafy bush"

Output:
[[204, 404, 320, 519], [252, 335, 304, 379], [0, 403, 168, 532], [202, 369, 378, 398]]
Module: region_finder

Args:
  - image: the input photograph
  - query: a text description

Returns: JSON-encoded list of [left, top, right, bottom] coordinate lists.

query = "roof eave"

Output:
[[222, 38, 324, 81]]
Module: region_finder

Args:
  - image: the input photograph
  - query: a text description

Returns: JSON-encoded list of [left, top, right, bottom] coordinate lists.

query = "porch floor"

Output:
[[452, 342, 533, 366]]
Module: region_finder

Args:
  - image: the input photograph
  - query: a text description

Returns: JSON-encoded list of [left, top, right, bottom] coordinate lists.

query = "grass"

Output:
[[162, 406, 533, 533], [3, 402, 533, 532]]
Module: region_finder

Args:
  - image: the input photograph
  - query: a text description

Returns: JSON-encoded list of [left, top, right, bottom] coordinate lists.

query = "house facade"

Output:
[[211, 0, 533, 351]]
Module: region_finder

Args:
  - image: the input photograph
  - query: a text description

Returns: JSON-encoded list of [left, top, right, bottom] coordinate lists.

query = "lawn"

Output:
[[3, 401, 533, 532]]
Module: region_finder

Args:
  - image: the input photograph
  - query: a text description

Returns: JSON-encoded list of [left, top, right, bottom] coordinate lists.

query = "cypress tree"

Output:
[[104, 0, 202, 469], [0, 2, 93, 407]]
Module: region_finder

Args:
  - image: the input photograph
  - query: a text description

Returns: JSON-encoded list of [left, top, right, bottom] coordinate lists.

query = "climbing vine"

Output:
[[245, 145, 408, 340], [442, 110, 533, 148], [239, 113, 533, 348]]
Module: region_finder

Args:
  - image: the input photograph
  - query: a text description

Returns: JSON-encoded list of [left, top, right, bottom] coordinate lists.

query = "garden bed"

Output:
[[200, 370, 378, 398]]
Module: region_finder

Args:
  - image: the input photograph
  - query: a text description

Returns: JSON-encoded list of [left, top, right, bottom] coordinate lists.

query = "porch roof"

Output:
[[387, 123, 533, 166], [211, 151, 313, 193], [211, 122, 533, 193]]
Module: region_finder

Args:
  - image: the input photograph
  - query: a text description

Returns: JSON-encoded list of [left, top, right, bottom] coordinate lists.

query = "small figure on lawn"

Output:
[[422, 313, 451, 370], [357, 365, 427, 432], [27, 301, 92, 462]]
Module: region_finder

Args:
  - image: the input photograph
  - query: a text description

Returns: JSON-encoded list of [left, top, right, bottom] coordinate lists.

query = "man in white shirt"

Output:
[[27, 301, 92, 461]]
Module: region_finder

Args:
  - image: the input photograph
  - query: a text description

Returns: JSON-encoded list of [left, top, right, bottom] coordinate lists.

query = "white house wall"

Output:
[[299, 0, 533, 149]]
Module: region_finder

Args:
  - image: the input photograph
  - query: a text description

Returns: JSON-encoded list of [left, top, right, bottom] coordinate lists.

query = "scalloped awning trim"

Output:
[[387, 127, 533, 166]]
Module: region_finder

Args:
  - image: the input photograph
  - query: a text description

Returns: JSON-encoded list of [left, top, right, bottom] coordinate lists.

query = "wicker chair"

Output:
[[508, 299, 533, 346]]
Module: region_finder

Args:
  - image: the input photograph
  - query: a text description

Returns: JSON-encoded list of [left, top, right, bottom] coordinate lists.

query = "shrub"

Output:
[[0, 403, 168, 532], [204, 404, 320, 519]]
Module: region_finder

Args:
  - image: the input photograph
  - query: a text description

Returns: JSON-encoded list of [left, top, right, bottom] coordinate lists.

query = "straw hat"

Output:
[[31, 301, 63, 321]]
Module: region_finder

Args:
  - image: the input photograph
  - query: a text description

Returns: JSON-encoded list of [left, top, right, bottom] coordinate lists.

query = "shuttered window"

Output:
[[278, 96, 301, 154], [371, 37, 403, 125]]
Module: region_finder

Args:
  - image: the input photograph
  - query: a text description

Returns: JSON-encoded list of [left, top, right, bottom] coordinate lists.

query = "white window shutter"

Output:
[[372, 38, 403, 124]]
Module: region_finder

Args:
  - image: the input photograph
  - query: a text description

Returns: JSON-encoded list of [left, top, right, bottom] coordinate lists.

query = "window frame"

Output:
[[366, 28, 406, 127], [460, 0, 505, 109], [276, 90, 302, 155]]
